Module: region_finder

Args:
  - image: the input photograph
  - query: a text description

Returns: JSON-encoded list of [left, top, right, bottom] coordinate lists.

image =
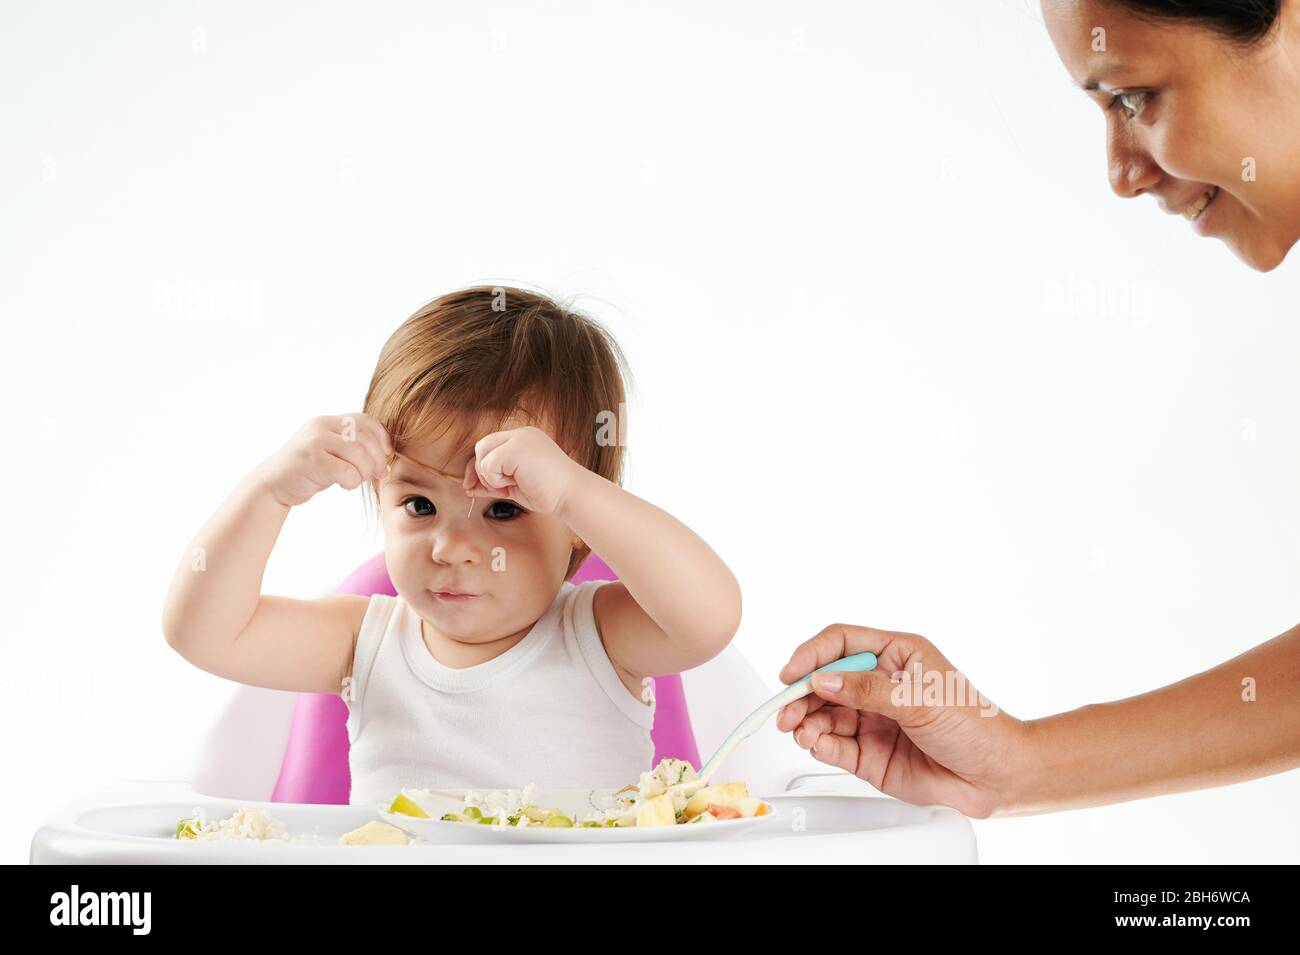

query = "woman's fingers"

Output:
[[779, 675, 903, 733], [779, 622, 903, 685], [809, 667, 910, 722], [792, 701, 861, 748], [809, 728, 861, 775], [781, 625, 957, 724], [795, 704, 901, 790], [776, 694, 825, 732], [778, 624, 1017, 814]]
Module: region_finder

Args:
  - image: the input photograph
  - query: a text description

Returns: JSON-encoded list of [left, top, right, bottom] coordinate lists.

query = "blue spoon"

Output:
[[668, 650, 878, 796]]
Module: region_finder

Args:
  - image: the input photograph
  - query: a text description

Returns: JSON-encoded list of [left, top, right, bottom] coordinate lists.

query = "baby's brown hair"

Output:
[[362, 285, 629, 579]]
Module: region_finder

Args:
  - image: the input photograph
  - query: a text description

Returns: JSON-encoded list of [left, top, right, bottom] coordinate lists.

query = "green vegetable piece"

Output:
[[175, 818, 201, 840], [543, 814, 573, 828]]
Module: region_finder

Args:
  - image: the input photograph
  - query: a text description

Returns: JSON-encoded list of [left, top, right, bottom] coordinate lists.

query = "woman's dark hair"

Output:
[[1112, 1, 1281, 44]]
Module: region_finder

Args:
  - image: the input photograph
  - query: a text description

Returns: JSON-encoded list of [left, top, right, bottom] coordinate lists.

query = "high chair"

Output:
[[30, 553, 979, 863], [193, 552, 832, 802]]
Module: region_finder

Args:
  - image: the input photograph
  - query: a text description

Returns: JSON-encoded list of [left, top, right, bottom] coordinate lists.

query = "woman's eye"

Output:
[[486, 500, 525, 521], [402, 496, 435, 518], [1112, 91, 1148, 118]]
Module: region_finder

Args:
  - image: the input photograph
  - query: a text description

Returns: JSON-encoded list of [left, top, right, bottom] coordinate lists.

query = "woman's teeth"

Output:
[[1183, 185, 1220, 221]]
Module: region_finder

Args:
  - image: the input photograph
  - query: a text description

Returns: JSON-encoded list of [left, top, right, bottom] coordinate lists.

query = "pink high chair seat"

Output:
[[271, 552, 701, 804]]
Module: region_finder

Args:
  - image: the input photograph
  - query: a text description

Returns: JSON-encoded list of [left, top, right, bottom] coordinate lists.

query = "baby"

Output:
[[162, 286, 742, 805]]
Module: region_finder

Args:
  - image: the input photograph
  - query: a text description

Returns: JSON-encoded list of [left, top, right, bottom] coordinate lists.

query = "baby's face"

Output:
[[378, 418, 577, 645]]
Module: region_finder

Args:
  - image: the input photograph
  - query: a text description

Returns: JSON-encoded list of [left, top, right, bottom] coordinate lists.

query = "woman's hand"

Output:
[[253, 413, 393, 508], [777, 623, 1031, 819], [462, 425, 583, 514]]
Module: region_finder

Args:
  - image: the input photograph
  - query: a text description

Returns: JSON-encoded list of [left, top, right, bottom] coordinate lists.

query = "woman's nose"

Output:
[[1106, 123, 1161, 199]]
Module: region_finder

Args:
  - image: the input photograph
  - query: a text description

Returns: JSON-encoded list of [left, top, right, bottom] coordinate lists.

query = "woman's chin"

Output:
[[1224, 224, 1294, 273], [1233, 241, 1288, 273]]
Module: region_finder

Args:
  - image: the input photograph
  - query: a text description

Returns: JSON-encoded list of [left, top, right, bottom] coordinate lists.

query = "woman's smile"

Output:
[[1186, 185, 1220, 234]]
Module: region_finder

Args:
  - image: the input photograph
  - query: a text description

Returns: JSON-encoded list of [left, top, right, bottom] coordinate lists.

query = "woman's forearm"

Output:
[[1000, 622, 1300, 816], [557, 467, 741, 646], [161, 466, 290, 649]]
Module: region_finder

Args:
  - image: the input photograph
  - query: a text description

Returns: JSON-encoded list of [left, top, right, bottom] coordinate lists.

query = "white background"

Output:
[[3, 0, 1298, 864]]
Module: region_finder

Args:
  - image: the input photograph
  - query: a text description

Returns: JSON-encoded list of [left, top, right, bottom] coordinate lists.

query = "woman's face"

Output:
[[378, 416, 577, 646], [1041, 0, 1300, 271]]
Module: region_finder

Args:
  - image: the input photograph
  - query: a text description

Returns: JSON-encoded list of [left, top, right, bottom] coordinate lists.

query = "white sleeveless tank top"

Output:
[[341, 579, 656, 806]]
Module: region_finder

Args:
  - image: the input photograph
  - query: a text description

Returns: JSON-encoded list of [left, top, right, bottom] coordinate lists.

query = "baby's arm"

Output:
[[161, 414, 391, 694], [564, 467, 743, 679], [465, 426, 742, 680]]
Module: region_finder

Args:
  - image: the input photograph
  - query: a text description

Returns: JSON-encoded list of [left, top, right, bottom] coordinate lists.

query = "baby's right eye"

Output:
[[402, 496, 435, 518]]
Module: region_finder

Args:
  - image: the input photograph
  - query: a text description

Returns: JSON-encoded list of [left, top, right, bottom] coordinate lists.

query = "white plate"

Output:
[[378, 787, 780, 844]]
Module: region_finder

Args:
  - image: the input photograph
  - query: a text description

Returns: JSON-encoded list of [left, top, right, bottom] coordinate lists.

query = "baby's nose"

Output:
[[430, 524, 480, 564]]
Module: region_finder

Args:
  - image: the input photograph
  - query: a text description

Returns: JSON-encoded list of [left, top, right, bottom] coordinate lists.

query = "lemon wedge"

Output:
[[388, 793, 430, 818]]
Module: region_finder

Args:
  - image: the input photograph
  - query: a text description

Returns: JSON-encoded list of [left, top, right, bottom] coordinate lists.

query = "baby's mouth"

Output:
[[430, 590, 479, 602]]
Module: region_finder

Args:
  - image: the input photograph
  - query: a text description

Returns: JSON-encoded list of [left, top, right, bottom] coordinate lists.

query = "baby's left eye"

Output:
[[487, 500, 525, 521]]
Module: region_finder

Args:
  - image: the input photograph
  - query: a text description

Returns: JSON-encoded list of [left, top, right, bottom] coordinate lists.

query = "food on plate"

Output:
[[174, 807, 296, 842], [338, 820, 410, 845], [635, 793, 677, 827], [388, 792, 430, 818], [410, 758, 771, 829], [174, 807, 418, 846], [171, 760, 770, 845], [683, 782, 749, 818]]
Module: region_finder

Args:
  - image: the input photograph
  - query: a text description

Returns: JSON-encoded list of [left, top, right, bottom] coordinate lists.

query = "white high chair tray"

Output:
[[30, 776, 978, 864]]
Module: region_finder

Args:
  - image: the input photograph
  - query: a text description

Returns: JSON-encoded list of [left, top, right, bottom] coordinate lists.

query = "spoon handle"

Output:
[[692, 650, 879, 788]]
